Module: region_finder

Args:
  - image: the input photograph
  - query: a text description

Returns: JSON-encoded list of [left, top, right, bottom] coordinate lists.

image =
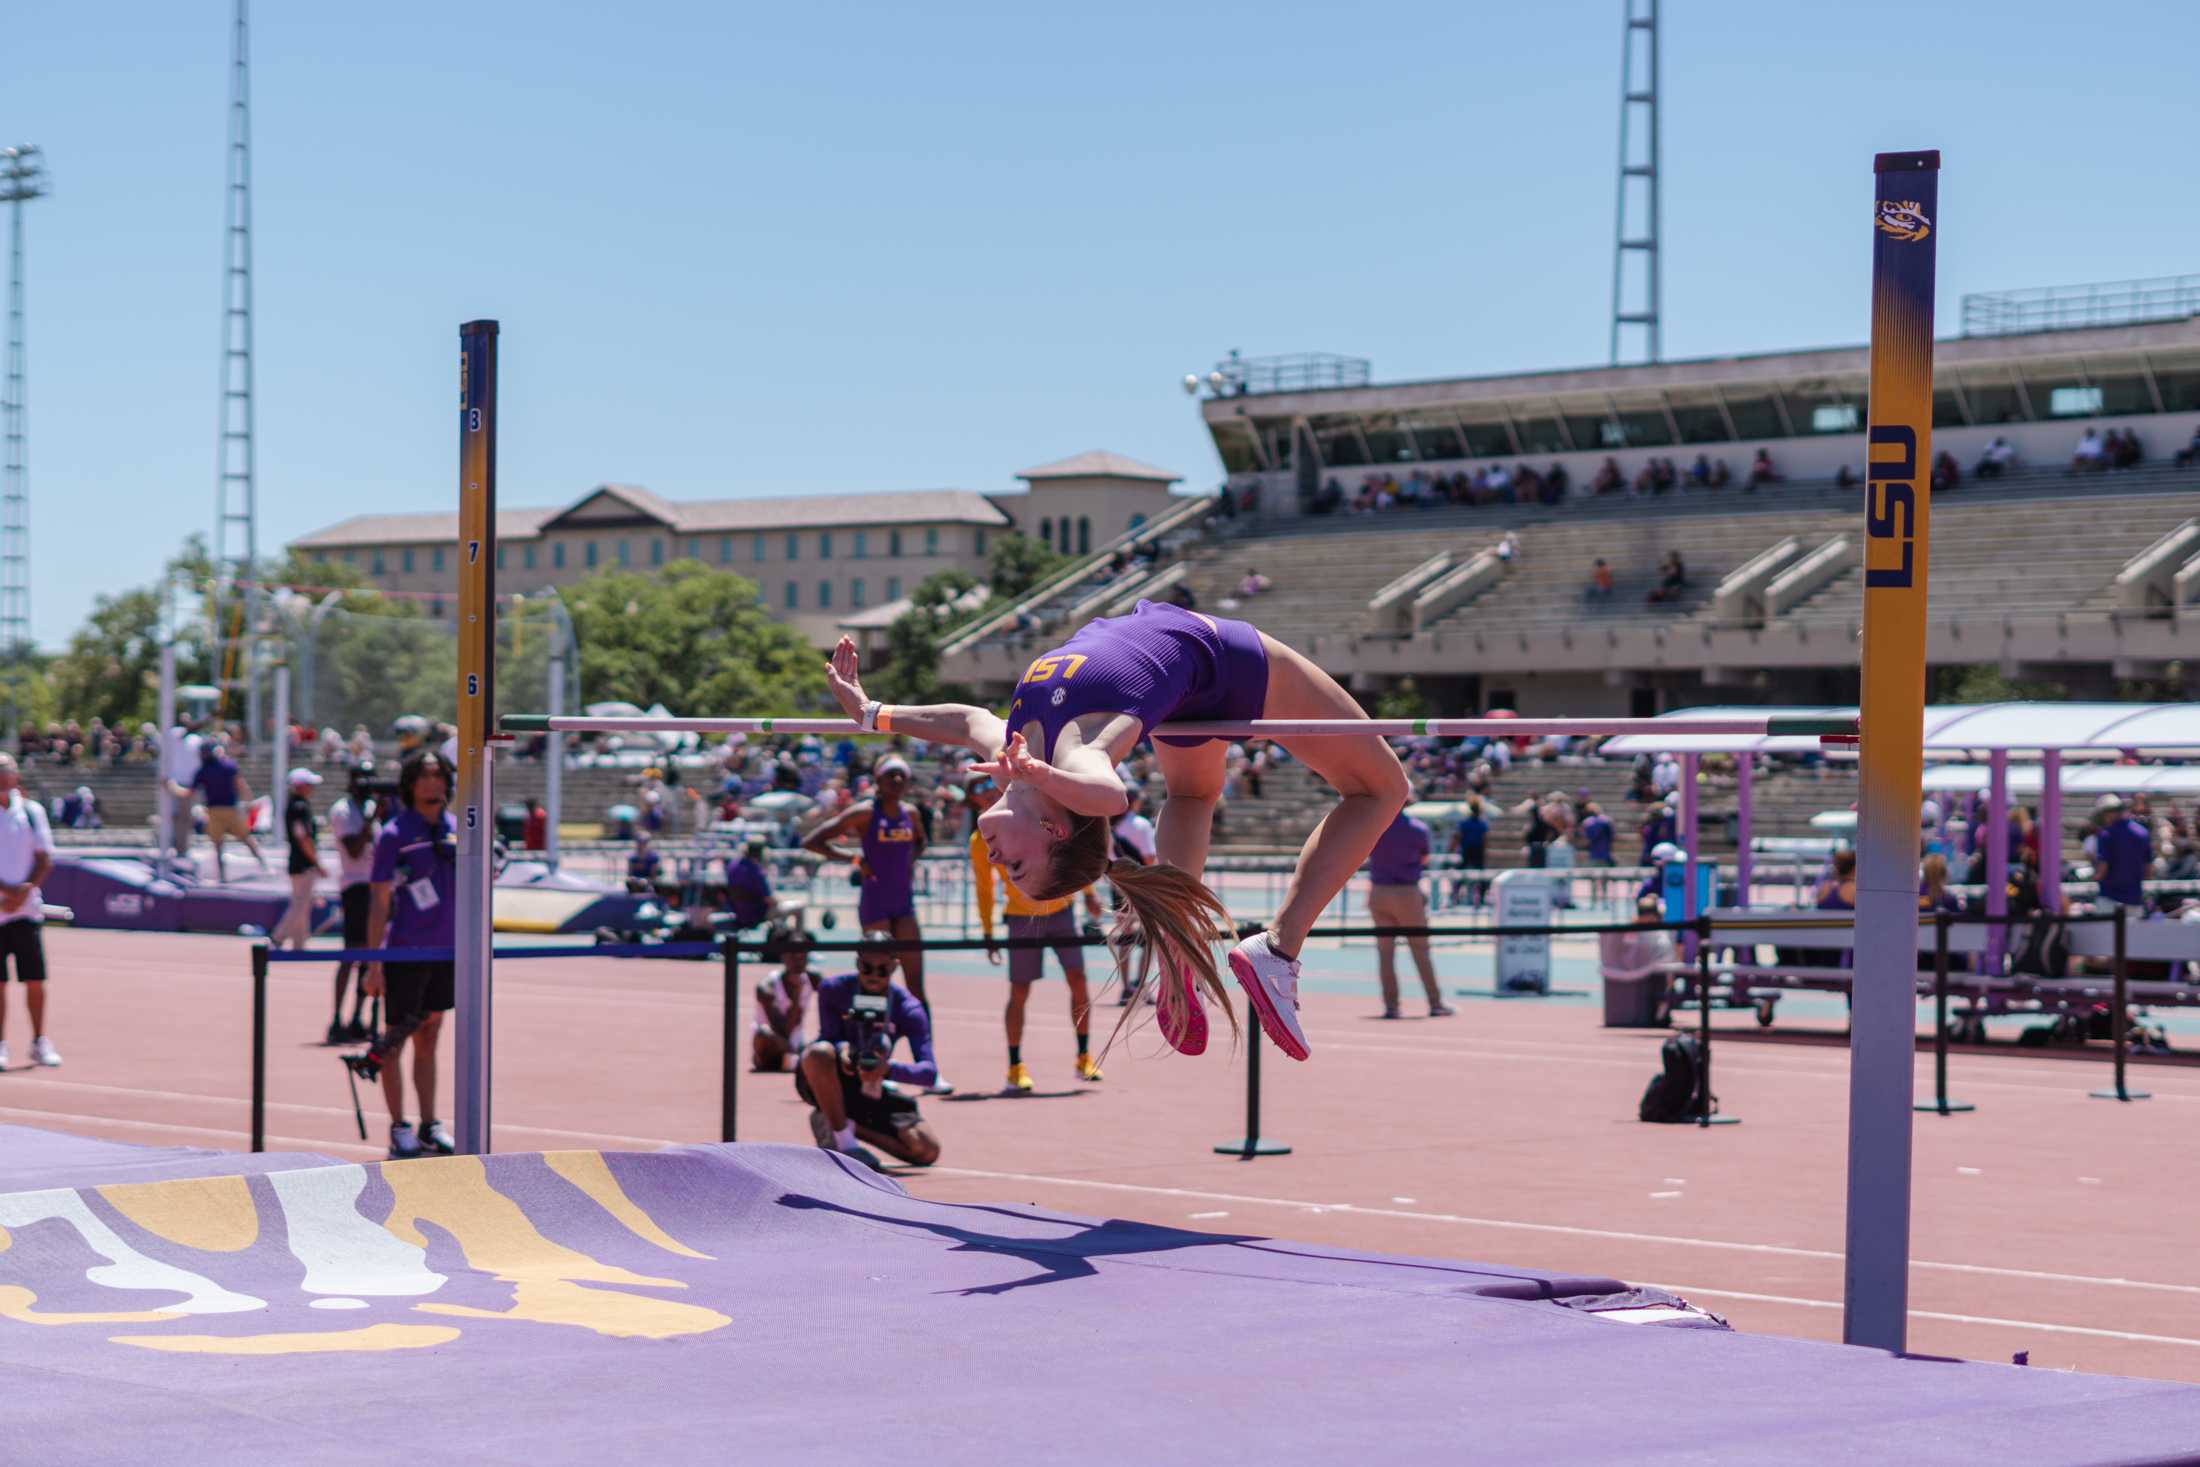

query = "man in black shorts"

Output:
[[0, 754, 58, 1069], [356, 752, 457, 1159], [797, 943, 941, 1169], [326, 772, 381, 1043]]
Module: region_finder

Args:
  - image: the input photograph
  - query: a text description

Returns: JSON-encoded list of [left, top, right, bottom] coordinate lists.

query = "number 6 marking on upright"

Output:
[[467, 674, 479, 697]]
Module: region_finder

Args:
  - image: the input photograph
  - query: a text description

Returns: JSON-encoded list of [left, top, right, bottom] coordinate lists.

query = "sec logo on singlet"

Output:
[[1050, 687, 1066, 706]]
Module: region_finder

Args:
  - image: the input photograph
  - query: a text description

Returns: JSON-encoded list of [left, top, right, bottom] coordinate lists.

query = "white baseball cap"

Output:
[[288, 768, 323, 787], [1649, 842, 1682, 862]]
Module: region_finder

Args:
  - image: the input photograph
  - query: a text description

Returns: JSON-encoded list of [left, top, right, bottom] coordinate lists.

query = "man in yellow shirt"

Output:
[[968, 773, 1104, 1091]]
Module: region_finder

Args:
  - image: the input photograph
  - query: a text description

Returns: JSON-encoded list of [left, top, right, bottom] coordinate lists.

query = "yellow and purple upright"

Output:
[[454, 320, 500, 1156], [1844, 151, 1937, 1354]]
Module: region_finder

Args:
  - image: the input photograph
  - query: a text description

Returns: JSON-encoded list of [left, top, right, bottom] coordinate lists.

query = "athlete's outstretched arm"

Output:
[[825, 636, 1006, 753]]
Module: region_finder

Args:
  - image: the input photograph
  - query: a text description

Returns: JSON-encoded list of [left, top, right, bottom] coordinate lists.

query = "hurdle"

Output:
[[449, 144, 1936, 1350]]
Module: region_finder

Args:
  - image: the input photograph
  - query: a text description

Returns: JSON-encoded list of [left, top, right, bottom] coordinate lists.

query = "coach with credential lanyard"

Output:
[[359, 750, 459, 1159]]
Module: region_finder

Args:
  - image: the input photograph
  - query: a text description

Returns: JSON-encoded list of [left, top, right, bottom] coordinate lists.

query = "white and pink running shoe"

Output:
[[1228, 931, 1309, 1061], [1155, 960, 1208, 1056]]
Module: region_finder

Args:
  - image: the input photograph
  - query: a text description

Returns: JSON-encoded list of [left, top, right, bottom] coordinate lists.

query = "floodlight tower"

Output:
[[214, 0, 261, 741], [0, 146, 47, 706], [1609, 0, 1661, 365]]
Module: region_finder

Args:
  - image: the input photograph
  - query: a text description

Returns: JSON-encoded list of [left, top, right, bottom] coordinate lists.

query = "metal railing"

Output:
[[1961, 275, 2200, 337]]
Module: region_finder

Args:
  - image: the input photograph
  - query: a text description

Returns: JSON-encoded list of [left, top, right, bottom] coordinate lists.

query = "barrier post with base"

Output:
[[2091, 903, 2151, 1103], [721, 936, 741, 1142], [1914, 910, 1974, 1115], [250, 940, 268, 1153], [1691, 916, 1739, 1126], [1214, 1023, 1291, 1159]]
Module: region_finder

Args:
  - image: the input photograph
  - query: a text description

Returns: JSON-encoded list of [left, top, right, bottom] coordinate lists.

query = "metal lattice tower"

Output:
[[0, 147, 46, 666], [1609, 0, 1661, 365], [215, 0, 260, 738]]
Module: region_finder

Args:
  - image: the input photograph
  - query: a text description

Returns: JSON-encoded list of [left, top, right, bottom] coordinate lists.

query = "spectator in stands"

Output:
[[1640, 797, 1677, 861], [1585, 559, 1614, 602], [626, 832, 662, 887], [1976, 436, 2016, 478], [1164, 580, 1197, 611], [724, 839, 774, 930], [1687, 453, 1714, 488], [1515, 791, 1560, 869], [751, 932, 814, 1073], [1707, 457, 1732, 488], [2071, 427, 2106, 472], [2086, 794, 2152, 910], [1646, 551, 1689, 604], [798, 942, 941, 1168], [2109, 426, 2144, 470], [2163, 839, 2200, 882], [1835, 464, 1856, 489], [1580, 802, 1615, 866], [1636, 841, 1684, 905], [1817, 848, 1858, 911], [1495, 531, 1520, 564], [272, 769, 324, 953], [2174, 425, 2200, 468], [1631, 460, 1657, 495], [1930, 450, 1961, 492], [1237, 567, 1272, 598], [1591, 458, 1624, 495], [1112, 784, 1158, 865], [1748, 448, 1780, 489]]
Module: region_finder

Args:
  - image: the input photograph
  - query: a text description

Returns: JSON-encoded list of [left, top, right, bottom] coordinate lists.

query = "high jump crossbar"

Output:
[[499, 713, 1857, 740]]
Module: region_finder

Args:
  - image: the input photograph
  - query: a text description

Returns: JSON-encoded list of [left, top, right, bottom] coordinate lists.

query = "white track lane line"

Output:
[[1644, 1281, 2200, 1349], [0, 1100, 688, 1155], [921, 1165, 2200, 1298]]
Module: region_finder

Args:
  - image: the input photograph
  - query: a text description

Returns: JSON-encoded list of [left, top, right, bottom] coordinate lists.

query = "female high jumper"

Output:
[[824, 598, 1408, 1060]]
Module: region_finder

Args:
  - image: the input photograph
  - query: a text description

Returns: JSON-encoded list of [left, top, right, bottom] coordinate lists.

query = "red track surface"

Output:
[[5, 928, 2196, 1384]]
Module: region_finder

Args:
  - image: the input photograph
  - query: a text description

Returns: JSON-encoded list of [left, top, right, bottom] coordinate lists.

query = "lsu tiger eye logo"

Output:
[[1876, 201, 1930, 243]]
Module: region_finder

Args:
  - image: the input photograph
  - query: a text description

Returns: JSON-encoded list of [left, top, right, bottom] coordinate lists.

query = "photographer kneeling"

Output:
[[796, 942, 941, 1169]]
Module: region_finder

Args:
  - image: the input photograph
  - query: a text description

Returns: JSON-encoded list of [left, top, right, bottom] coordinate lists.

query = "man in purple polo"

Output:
[[356, 751, 457, 1159], [1363, 803, 1454, 1020], [2088, 794, 2154, 910]]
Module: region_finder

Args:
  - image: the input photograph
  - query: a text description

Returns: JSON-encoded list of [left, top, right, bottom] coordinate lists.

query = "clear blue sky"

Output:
[[5, 1, 2194, 646]]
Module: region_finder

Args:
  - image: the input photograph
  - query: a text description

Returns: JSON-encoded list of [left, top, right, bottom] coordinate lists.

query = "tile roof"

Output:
[[292, 487, 1011, 549], [1015, 450, 1180, 483]]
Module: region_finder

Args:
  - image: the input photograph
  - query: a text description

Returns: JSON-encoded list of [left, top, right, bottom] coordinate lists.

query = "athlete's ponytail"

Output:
[[1102, 858, 1237, 1052]]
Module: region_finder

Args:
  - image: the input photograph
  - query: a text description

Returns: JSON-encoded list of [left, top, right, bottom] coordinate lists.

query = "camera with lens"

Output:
[[349, 763, 401, 818], [848, 990, 894, 1071]]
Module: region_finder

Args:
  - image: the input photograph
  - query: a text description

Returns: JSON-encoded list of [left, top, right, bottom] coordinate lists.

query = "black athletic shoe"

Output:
[[325, 1020, 348, 1046], [421, 1119, 456, 1155], [343, 1018, 370, 1043]]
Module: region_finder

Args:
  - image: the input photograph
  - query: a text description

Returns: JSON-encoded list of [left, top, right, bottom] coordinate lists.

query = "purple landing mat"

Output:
[[6, 1139, 2200, 1467], [0, 1124, 339, 1192]]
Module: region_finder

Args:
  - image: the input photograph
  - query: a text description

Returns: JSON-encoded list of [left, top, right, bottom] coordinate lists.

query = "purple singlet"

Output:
[[1007, 601, 1269, 755], [858, 802, 920, 925]]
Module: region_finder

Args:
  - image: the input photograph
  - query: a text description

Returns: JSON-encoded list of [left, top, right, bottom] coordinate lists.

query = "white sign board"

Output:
[[1493, 868, 1554, 994]]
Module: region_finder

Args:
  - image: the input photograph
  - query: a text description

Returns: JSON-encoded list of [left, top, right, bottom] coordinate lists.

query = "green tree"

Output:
[[870, 570, 980, 704], [559, 560, 823, 713], [1372, 677, 1425, 721], [987, 534, 1062, 601], [1928, 664, 2070, 704]]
